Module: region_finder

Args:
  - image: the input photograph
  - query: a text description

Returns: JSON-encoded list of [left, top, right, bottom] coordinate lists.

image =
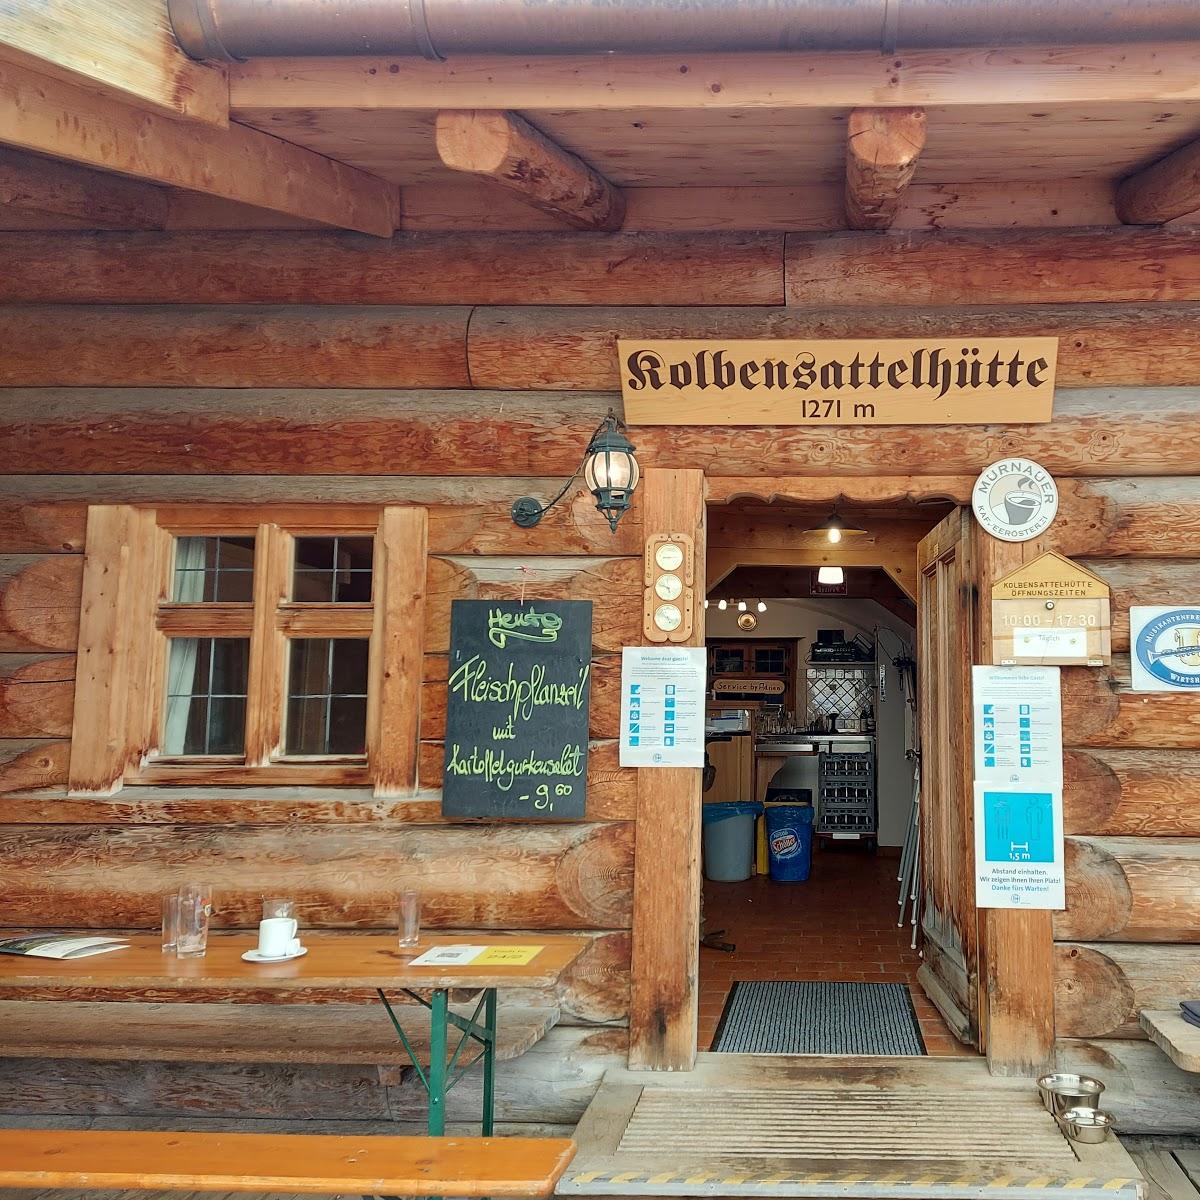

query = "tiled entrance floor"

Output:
[[699, 845, 975, 1056]]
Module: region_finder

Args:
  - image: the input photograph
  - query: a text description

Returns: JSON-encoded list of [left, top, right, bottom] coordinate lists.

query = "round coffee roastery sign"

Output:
[[972, 457, 1058, 542]]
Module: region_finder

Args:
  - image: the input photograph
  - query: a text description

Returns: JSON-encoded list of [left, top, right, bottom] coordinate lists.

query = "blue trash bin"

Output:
[[702, 802, 763, 882], [765, 804, 814, 882]]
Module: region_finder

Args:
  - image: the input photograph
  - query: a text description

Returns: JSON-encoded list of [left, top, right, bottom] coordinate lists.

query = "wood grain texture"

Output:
[[0, 232, 783, 305], [0, 929, 630, 1026], [0, 147, 168, 231], [0, 0, 228, 127], [0, 1025, 626, 1124], [785, 227, 1200, 306], [1061, 658, 1200, 748], [844, 108, 926, 231], [1117, 136, 1200, 225], [0, 555, 81, 651], [0, 822, 634, 929], [1063, 748, 1200, 836], [1054, 943, 1200, 1040], [368, 507, 426, 798], [1083, 559, 1200, 652], [468, 304, 1200, 391], [629, 467, 705, 1071], [0, 308, 471, 388], [0, 473, 643, 555], [436, 110, 624, 232], [0, 998, 558, 1064], [0, 1127, 575, 1197], [1055, 1037, 1200, 1135], [0, 737, 68, 792], [425, 558, 640, 654], [3, 390, 1200, 480], [1058, 836, 1200, 942], [0, 60, 396, 236], [0, 654, 73, 738]]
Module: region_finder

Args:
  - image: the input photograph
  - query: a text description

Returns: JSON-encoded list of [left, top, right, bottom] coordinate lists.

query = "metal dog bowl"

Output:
[[1037, 1072, 1104, 1114], [1059, 1106, 1115, 1144]]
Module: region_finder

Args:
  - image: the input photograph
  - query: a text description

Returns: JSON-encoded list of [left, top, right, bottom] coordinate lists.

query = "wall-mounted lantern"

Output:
[[511, 409, 640, 533]]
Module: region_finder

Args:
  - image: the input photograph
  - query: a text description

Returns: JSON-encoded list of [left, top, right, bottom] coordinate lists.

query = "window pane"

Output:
[[285, 638, 369, 756], [292, 536, 373, 603], [173, 536, 255, 603], [163, 637, 249, 755]]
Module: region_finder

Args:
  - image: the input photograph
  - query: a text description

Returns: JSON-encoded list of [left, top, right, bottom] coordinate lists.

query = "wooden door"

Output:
[[916, 508, 981, 1048]]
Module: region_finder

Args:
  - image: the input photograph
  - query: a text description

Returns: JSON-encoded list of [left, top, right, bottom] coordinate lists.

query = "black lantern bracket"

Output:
[[511, 409, 640, 533]]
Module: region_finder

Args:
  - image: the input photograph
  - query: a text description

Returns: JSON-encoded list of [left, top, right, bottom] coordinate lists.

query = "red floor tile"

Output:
[[698, 844, 977, 1057]]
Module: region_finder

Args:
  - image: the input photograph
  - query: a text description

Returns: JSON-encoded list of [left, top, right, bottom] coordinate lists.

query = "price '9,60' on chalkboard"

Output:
[[441, 599, 593, 819]]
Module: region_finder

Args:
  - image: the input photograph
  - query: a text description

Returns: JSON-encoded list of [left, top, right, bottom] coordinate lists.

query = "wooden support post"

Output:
[[974, 531, 1055, 1077], [845, 107, 927, 231], [436, 110, 625, 232], [368, 506, 428, 798], [1116, 136, 1200, 225], [629, 469, 705, 1070], [0, 147, 168, 230]]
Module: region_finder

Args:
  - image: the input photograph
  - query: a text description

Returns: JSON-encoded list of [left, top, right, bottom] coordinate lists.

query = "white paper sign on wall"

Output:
[[972, 457, 1059, 542]]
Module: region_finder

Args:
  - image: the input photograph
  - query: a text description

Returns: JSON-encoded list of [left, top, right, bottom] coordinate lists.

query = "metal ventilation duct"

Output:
[[168, 0, 1200, 62]]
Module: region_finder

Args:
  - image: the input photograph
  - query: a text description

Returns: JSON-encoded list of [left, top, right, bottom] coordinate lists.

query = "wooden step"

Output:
[[1139, 1010, 1200, 1074], [0, 1128, 576, 1197], [0, 999, 558, 1065]]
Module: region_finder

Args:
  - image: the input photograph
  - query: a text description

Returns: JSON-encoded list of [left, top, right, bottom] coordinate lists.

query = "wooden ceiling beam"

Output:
[[435, 110, 625, 232], [0, 0, 227, 127], [1116, 137, 1200, 225], [231, 43, 1200, 113], [0, 61, 398, 237], [845, 107, 926, 231], [0, 147, 168, 230]]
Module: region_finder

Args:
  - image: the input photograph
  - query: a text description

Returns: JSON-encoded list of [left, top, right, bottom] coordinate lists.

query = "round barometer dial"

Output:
[[654, 542, 685, 572], [654, 573, 683, 601], [653, 603, 683, 632]]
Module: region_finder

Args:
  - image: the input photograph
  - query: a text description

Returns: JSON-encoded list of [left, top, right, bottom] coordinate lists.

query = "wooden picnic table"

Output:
[[0, 932, 589, 1135]]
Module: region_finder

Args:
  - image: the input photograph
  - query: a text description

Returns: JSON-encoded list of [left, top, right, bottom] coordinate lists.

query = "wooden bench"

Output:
[[0, 999, 559, 1073], [1139, 1009, 1200, 1074], [0, 1128, 576, 1198]]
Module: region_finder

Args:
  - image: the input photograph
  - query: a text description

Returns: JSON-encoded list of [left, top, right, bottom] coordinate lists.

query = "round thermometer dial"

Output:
[[653, 603, 683, 632], [654, 573, 683, 601], [655, 542, 685, 572]]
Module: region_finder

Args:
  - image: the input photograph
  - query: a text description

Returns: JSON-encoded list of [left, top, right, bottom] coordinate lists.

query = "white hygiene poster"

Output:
[[619, 646, 706, 768], [972, 665, 1063, 788]]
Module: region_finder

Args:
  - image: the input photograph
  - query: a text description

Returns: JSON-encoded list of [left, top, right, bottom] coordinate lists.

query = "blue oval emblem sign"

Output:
[[1131, 606, 1200, 691]]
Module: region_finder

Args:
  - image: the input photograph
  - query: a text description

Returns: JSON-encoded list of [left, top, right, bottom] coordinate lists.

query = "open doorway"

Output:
[[698, 496, 974, 1058]]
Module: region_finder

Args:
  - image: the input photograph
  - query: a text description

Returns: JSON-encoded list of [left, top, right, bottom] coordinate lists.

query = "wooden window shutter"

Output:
[[68, 506, 168, 796], [366, 506, 428, 798]]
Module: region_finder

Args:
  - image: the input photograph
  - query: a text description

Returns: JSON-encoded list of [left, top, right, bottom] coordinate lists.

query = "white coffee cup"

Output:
[[257, 916, 301, 958]]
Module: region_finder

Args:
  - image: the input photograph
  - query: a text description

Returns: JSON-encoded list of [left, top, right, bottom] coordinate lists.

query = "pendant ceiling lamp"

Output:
[[806, 507, 869, 544]]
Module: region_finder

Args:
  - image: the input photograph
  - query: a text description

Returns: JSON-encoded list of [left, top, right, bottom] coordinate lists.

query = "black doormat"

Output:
[[711, 980, 927, 1055]]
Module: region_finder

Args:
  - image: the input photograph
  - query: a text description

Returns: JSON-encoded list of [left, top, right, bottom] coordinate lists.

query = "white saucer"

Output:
[[241, 946, 308, 963]]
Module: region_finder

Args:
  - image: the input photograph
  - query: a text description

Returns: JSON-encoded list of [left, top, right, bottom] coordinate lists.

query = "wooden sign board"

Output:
[[713, 678, 787, 696], [619, 337, 1058, 426], [441, 599, 592, 819], [991, 551, 1111, 667]]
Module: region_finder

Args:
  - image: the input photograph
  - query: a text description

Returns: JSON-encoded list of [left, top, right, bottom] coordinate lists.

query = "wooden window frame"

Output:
[[67, 504, 426, 798]]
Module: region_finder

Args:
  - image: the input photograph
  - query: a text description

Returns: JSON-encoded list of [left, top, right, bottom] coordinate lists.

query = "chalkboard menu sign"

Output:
[[441, 599, 592, 819]]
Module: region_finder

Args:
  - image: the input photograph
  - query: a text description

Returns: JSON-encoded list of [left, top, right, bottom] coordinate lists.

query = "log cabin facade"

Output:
[[0, 4, 1199, 1148]]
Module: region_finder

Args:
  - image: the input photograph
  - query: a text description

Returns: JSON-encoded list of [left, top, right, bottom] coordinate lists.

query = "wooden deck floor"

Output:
[[559, 1054, 1146, 1200]]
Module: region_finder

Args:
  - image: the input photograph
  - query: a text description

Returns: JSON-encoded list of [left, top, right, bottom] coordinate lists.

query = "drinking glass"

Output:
[[397, 889, 421, 952], [176, 883, 212, 958], [161, 893, 180, 954], [262, 898, 295, 920]]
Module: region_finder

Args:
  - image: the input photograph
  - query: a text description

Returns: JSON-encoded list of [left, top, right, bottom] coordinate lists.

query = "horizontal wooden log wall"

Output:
[[2, 226, 1200, 1126]]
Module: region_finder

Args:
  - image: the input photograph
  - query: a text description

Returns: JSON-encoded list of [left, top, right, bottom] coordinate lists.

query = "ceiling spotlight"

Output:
[[737, 600, 747, 611], [717, 599, 728, 610], [757, 600, 767, 612], [818, 565, 845, 585], [703, 599, 710, 609]]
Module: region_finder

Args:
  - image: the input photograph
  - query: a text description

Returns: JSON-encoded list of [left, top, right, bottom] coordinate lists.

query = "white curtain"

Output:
[[163, 538, 207, 754]]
